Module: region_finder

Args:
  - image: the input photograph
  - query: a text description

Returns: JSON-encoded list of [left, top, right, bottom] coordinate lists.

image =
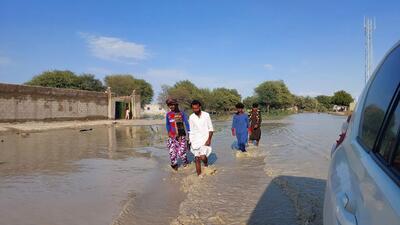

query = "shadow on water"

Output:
[[248, 175, 327, 225]]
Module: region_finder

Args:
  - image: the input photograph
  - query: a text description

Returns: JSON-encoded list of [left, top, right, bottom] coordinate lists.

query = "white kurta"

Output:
[[189, 111, 214, 157]]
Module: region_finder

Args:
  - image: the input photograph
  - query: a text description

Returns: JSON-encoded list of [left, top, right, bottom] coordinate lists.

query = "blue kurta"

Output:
[[232, 113, 249, 151]]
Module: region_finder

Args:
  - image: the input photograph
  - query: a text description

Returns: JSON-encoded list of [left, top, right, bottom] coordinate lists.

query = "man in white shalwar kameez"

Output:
[[189, 100, 214, 176]]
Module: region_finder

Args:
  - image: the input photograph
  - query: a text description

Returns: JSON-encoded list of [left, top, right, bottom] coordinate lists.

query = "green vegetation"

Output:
[[158, 79, 354, 119], [255, 80, 294, 109], [331, 90, 354, 106], [25, 70, 354, 115], [159, 80, 241, 112], [104, 74, 153, 107], [25, 70, 105, 92], [25, 71, 153, 108]]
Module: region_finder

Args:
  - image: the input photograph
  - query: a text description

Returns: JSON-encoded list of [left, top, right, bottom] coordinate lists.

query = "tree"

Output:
[[210, 88, 241, 112], [162, 81, 241, 113], [166, 80, 201, 110], [243, 95, 259, 109], [294, 95, 306, 109], [104, 74, 153, 107], [255, 80, 294, 109], [315, 95, 332, 109], [25, 70, 105, 92], [331, 90, 353, 106], [76, 74, 105, 92], [133, 78, 154, 107], [303, 96, 318, 111], [198, 88, 213, 110], [157, 84, 171, 109], [25, 70, 80, 89]]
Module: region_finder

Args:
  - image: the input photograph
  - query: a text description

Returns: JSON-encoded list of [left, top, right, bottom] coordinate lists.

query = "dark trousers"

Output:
[[238, 143, 246, 152]]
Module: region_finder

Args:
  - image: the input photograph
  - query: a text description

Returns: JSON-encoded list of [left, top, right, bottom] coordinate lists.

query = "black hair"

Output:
[[174, 105, 180, 113], [191, 100, 202, 107], [235, 102, 244, 109], [252, 103, 259, 108]]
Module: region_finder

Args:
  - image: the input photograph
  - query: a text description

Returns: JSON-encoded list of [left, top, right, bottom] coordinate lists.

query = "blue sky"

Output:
[[1, 0, 400, 100]]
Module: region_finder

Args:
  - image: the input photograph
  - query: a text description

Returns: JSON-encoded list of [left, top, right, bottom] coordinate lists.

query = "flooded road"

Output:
[[0, 113, 344, 225]]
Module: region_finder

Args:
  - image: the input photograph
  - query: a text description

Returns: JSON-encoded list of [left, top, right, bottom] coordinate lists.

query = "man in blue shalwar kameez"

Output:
[[231, 102, 249, 152]]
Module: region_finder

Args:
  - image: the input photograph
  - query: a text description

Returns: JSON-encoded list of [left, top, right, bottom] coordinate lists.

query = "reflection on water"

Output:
[[0, 124, 169, 225]]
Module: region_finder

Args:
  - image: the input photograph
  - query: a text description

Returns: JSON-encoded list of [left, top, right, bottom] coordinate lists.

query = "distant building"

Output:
[[332, 105, 348, 112], [142, 104, 166, 116]]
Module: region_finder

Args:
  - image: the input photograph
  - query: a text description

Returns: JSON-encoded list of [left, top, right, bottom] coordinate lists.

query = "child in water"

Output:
[[232, 102, 249, 152]]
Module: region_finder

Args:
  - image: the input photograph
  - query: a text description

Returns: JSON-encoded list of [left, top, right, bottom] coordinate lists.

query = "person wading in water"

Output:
[[232, 102, 249, 152], [165, 98, 190, 171], [188, 100, 214, 176], [249, 103, 262, 146]]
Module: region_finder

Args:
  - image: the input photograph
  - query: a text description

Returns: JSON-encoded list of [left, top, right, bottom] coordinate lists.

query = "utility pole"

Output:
[[364, 17, 376, 84]]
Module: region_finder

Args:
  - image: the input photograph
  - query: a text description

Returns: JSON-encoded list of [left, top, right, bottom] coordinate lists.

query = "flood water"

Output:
[[0, 113, 344, 225]]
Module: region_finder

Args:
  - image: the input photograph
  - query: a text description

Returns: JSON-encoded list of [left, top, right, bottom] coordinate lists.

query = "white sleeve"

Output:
[[189, 116, 194, 139], [207, 113, 214, 132]]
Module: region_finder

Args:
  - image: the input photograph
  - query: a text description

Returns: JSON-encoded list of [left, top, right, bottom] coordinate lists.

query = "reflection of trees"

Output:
[[115, 125, 165, 147], [363, 103, 400, 162], [379, 107, 398, 161], [393, 146, 400, 169], [0, 129, 112, 176], [0, 126, 167, 176], [361, 104, 385, 149]]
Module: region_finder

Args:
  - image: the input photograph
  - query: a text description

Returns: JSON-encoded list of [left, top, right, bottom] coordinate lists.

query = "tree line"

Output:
[[25, 70, 153, 107], [243, 80, 353, 112], [25, 70, 353, 113]]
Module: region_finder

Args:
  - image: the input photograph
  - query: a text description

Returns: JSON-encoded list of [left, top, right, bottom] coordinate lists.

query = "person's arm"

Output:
[[205, 131, 213, 146], [231, 115, 236, 136], [188, 115, 194, 141], [166, 113, 171, 136], [183, 112, 190, 133], [205, 113, 214, 146]]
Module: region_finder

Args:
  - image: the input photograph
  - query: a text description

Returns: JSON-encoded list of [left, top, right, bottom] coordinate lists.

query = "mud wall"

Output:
[[0, 83, 109, 122]]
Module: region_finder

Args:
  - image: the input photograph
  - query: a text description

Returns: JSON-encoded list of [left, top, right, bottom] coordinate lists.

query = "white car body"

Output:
[[324, 42, 400, 225]]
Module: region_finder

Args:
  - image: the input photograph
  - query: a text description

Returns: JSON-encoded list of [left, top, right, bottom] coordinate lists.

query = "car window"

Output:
[[359, 45, 400, 150], [377, 99, 400, 162]]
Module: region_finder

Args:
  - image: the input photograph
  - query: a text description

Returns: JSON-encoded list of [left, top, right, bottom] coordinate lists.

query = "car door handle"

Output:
[[335, 192, 357, 225]]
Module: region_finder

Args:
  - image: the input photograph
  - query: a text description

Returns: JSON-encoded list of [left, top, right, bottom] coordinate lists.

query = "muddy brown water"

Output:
[[0, 113, 344, 225]]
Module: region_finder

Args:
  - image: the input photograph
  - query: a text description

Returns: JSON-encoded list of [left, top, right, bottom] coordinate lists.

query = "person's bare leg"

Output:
[[200, 155, 208, 167], [195, 157, 201, 175]]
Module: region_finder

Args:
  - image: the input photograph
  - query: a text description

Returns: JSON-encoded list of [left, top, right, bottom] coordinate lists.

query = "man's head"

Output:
[[235, 102, 245, 113], [252, 103, 259, 110], [166, 98, 178, 112], [191, 100, 202, 115]]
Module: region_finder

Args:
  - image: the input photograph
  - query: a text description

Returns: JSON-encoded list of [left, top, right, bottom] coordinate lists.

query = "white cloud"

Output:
[[263, 64, 273, 70], [79, 33, 148, 63], [0, 56, 11, 65]]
